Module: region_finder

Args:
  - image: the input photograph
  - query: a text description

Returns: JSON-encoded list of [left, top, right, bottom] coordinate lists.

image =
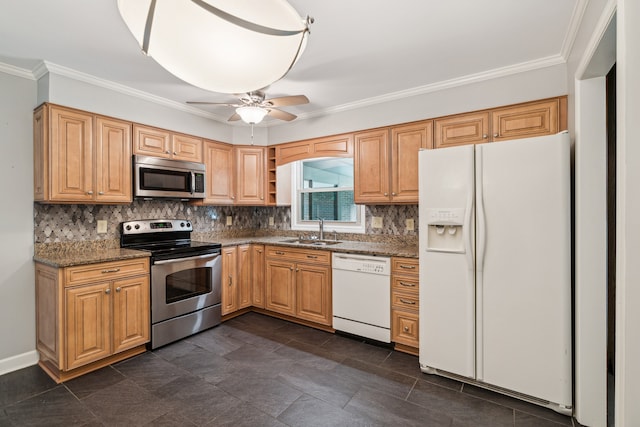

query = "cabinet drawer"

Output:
[[392, 291, 419, 311], [265, 246, 330, 265], [391, 309, 419, 347], [64, 258, 149, 287], [391, 257, 419, 275], [392, 276, 419, 294]]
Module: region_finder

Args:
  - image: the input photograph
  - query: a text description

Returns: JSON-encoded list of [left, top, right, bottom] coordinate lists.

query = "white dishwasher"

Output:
[[332, 253, 391, 342]]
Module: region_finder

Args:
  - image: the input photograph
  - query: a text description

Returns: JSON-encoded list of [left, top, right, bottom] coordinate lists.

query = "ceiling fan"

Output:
[[187, 91, 309, 124]]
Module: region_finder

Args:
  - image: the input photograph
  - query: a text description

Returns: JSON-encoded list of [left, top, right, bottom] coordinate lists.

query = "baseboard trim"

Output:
[[0, 350, 39, 376]]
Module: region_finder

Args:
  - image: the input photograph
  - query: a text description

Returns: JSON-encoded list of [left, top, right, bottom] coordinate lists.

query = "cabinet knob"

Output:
[[165, 150, 171, 154], [296, 268, 300, 272], [98, 191, 104, 195], [173, 151, 177, 155], [391, 192, 396, 196], [116, 287, 121, 292], [87, 191, 94, 195], [384, 192, 388, 196], [228, 276, 233, 286], [105, 288, 111, 294], [231, 196, 235, 200], [482, 134, 488, 139], [403, 326, 410, 332], [493, 133, 499, 138]]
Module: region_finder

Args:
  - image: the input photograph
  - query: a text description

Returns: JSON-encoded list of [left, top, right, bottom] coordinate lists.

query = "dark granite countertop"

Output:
[[33, 234, 418, 268]]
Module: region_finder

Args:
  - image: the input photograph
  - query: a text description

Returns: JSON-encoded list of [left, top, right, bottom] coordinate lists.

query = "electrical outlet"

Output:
[[372, 216, 383, 229], [97, 220, 107, 234], [269, 216, 275, 226], [226, 216, 233, 226], [405, 218, 415, 231]]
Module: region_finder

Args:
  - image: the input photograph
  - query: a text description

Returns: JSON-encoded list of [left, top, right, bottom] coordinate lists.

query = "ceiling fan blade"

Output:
[[228, 113, 241, 122], [187, 101, 240, 107], [267, 108, 297, 121], [264, 95, 309, 107]]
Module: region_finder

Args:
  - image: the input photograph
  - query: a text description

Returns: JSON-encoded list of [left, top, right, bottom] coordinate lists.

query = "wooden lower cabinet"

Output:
[[35, 257, 150, 382], [390, 257, 420, 354], [222, 244, 263, 316], [251, 245, 265, 308], [265, 246, 332, 326]]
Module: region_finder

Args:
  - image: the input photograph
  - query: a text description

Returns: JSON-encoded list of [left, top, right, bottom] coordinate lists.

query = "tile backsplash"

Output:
[[34, 200, 418, 243]]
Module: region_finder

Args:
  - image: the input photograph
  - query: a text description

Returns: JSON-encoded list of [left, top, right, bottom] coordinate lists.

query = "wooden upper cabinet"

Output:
[[235, 146, 265, 205], [390, 121, 433, 202], [34, 104, 132, 204], [49, 106, 94, 202], [354, 129, 390, 203], [434, 112, 490, 149], [276, 133, 353, 165], [202, 140, 235, 204], [133, 125, 171, 157], [491, 98, 561, 142], [171, 133, 203, 162], [355, 121, 432, 204], [133, 124, 202, 162], [434, 96, 568, 148], [95, 116, 132, 203]]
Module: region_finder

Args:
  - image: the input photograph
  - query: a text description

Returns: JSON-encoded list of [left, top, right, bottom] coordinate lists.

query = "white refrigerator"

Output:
[[418, 132, 572, 414]]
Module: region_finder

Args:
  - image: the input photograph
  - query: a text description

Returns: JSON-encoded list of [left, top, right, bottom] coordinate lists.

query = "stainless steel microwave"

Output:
[[134, 155, 206, 199]]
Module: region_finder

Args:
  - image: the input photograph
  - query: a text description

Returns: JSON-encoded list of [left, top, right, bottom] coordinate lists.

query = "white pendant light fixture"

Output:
[[236, 105, 268, 124], [117, 0, 313, 94]]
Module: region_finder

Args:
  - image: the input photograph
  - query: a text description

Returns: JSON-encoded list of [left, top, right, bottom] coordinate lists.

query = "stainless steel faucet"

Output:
[[319, 218, 324, 240]]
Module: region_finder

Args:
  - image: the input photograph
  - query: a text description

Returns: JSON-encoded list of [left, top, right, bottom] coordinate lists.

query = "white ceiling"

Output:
[[0, 0, 581, 125]]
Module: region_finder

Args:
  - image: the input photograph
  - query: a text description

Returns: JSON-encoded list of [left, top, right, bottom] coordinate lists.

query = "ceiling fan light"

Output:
[[236, 106, 268, 124]]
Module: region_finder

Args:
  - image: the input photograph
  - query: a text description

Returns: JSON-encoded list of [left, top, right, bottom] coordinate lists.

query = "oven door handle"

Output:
[[154, 253, 219, 265]]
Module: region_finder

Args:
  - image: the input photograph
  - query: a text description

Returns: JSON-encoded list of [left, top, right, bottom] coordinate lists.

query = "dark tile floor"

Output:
[[0, 312, 579, 426]]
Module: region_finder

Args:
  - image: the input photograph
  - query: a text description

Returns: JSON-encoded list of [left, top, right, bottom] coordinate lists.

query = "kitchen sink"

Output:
[[281, 238, 342, 246]]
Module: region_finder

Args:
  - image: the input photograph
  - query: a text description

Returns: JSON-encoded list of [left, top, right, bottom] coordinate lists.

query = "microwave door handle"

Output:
[[190, 172, 195, 195]]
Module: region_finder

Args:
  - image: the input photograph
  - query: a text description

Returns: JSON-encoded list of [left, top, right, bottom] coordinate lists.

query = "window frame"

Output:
[[290, 158, 365, 234]]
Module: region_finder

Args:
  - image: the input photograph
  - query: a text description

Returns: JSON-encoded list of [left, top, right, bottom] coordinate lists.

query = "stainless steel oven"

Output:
[[120, 219, 222, 349]]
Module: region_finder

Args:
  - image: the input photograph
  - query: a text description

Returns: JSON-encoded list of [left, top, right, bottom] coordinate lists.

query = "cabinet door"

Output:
[[354, 129, 390, 203], [33, 106, 48, 200], [203, 140, 235, 204], [133, 125, 171, 158], [221, 247, 238, 315], [112, 275, 150, 353], [295, 263, 332, 326], [95, 116, 132, 203], [434, 112, 490, 148], [391, 309, 419, 348], [50, 106, 94, 202], [265, 259, 296, 316], [237, 245, 252, 309], [491, 99, 559, 142], [65, 282, 111, 370], [235, 147, 265, 205], [251, 245, 265, 308], [391, 121, 433, 202], [171, 134, 202, 162]]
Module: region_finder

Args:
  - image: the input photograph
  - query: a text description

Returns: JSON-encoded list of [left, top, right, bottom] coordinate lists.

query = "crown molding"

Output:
[[0, 62, 36, 80], [288, 54, 567, 124], [561, 0, 589, 61], [37, 61, 229, 122]]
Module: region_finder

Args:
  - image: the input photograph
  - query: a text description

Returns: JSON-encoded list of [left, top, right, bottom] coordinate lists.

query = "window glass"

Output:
[[291, 157, 364, 233]]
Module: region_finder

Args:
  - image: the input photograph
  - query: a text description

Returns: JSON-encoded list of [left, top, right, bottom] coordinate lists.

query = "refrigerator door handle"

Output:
[[463, 189, 474, 272], [476, 147, 487, 273]]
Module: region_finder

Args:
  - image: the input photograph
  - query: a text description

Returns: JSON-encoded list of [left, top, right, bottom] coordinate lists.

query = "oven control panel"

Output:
[[121, 219, 192, 234]]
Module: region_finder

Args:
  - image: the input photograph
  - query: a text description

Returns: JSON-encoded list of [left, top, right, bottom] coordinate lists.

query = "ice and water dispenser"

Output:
[[424, 208, 466, 253]]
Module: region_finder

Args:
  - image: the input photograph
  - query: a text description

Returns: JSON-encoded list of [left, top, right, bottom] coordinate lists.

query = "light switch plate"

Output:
[[372, 216, 383, 229], [268, 216, 274, 226], [97, 220, 107, 234], [405, 218, 415, 231], [226, 216, 233, 226]]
